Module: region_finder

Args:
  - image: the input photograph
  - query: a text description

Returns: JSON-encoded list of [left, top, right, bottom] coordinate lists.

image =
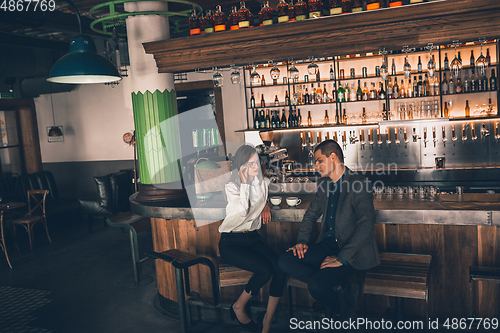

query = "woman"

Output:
[[219, 145, 286, 333]]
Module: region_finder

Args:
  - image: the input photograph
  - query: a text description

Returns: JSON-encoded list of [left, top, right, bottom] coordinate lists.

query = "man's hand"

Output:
[[286, 243, 309, 259], [261, 204, 271, 224], [320, 255, 343, 269]]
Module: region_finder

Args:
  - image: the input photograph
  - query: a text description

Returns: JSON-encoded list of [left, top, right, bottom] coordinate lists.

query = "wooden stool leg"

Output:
[[43, 219, 52, 244], [175, 267, 188, 333], [129, 230, 140, 285], [28, 224, 34, 250], [288, 284, 294, 319]]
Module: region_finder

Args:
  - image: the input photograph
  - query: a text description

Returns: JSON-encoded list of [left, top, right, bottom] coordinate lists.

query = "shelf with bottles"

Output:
[[337, 74, 383, 81], [237, 122, 380, 133], [248, 78, 338, 89]]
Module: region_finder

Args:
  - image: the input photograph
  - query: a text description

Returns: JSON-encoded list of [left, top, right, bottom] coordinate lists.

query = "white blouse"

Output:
[[218, 176, 270, 233]]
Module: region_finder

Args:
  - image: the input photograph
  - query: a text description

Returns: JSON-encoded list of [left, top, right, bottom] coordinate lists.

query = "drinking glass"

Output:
[[250, 66, 261, 85], [450, 41, 462, 78]]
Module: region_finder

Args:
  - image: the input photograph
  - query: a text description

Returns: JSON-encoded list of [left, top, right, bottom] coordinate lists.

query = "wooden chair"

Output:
[[1, 207, 12, 268], [469, 266, 500, 317], [216, 249, 259, 302], [363, 252, 432, 329], [13, 190, 51, 250]]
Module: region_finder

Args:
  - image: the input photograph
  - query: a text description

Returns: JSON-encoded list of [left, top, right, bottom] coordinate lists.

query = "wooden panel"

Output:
[[144, 0, 500, 73]]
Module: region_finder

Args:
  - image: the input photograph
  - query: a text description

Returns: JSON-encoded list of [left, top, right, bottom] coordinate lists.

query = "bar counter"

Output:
[[131, 192, 500, 319]]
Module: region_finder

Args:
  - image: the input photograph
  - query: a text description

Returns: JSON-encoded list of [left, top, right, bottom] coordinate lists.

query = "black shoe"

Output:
[[229, 304, 259, 331]]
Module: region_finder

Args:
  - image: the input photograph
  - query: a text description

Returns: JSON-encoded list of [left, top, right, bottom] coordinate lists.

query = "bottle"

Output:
[[463, 71, 470, 92], [288, 0, 296, 21], [228, 6, 240, 30], [413, 76, 418, 97], [288, 109, 294, 127], [295, 0, 307, 20], [393, 78, 399, 98], [356, 80, 363, 100], [482, 74, 488, 91], [478, 74, 484, 92], [316, 83, 323, 103], [250, 92, 256, 108], [370, 82, 377, 100], [323, 84, 328, 103], [304, 87, 310, 104], [297, 109, 303, 126], [388, 79, 393, 99], [203, 10, 214, 34], [214, 5, 226, 32], [342, 0, 352, 13], [379, 82, 386, 99], [324, 110, 329, 124], [261, 94, 265, 107], [389, 0, 402, 7], [407, 78, 413, 97], [285, 90, 290, 105], [350, 83, 356, 101], [330, 0, 342, 15], [443, 102, 449, 118], [382, 104, 388, 120], [259, 110, 266, 128], [310, 83, 315, 104], [338, 84, 345, 102], [265, 109, 271, 128], [342, 108, 347, 124], [281, 109, 287, 128], [274, 95, 280, 106], [259, 1, 274, 26], [417, 56, 422, 73], [486, 48, 491, 66], [238, 1, 251, 28], [330, 64, 334, 80], [470, 50, 475, 68], [444, 53, 449, 71], [189, 10, 201, 35], [362, 82, 370, 100], [254, 110, 260, 129], [261, 75, 266, 86], [308, 0, 322, 18], [271, 110, 277, 129], [417, 75, 423, 97], [367, 0, 381, 10], [351, 0, 363, 12], [456, 77, 462, 93], [441, 72, 448, 95], [470, 68, 477, 92], [465, 100, 470, 118], [277, 0, 290, 23], [362, 107, 367, 124], [399, 80, 406, 98], [491, 69, 497, 91], [344, 83, 350, 102], [434, 77, 440, 96], [424, 74, 430, 96], [391, 59, 396, 75], [331, 85, 337, 102], [429, 77, 434, 96]]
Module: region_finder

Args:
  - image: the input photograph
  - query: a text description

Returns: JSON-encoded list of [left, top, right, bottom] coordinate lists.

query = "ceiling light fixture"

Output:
[[47, 0, 121, 84]]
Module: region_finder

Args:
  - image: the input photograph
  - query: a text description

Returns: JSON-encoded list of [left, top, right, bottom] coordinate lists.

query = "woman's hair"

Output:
[[229, 144, 262, 186]]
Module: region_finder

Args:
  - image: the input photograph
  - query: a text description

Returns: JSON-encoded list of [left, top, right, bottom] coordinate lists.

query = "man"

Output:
[[278, 139, 380, 314]]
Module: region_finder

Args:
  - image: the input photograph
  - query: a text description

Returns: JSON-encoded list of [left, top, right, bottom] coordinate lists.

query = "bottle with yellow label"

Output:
[[259, 1, 274, 26], [277, 0, 290, 23]]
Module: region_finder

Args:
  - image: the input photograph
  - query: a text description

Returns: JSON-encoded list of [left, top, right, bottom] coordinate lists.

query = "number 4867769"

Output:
[[443, 318, 499, 330], [1, 0, 56, 11]]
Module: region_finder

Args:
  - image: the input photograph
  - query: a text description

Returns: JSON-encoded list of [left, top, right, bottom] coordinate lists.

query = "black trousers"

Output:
[[278, 237, 357, 309], [219, 231, 287, 297]]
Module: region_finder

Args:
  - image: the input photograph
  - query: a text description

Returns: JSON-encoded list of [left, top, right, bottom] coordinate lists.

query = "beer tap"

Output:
[[471, 123, 477, 141], [412, 127, 419, 142], [333, 131, 338, 143], [300, 131, 306, 148], [368, 129, 374, 148], [342, 131, 347, 150], [349, 131, 358, 144], [359, 129, 366, 150], [495, 122, 500, 140], [442, 125, 447, 147], [432, 126, 437, 147], [404, 128, 409, 148], [394, 127, 400, 145], [326, 131, 331, 140], [423, 127, 428, 148], [481, 123, 490, 138], [317, 131, 323, 144], [462, 123, 468, 142], [386, 127, 392, 145], [309, 131, 315, 146], [376, 128, 383, 148], [451, 125, 457, 143]]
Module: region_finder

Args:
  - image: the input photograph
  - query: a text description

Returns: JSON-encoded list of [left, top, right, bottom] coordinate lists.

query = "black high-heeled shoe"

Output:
[[229, 304, 259, 331]]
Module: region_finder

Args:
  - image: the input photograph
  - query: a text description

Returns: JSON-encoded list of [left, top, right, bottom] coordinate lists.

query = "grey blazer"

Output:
[[296, 167, 380, 271]]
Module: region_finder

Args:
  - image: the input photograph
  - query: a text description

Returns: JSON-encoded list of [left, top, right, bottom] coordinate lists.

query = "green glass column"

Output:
[[132, 89, 182, 187]]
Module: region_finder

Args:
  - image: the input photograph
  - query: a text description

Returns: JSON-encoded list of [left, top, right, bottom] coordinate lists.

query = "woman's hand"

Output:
[[238, 165, 250, 184], [261, 203, 271, 224]]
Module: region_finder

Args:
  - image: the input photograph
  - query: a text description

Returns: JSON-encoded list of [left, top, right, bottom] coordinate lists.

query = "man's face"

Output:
[[314, 149, 336, 178]]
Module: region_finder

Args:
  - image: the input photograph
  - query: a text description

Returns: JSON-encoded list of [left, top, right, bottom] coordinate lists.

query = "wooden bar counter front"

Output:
[[131, 193, 500, 319]]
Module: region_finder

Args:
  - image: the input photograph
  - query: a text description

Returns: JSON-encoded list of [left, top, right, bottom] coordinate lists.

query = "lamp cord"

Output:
[[65, 0, 82, 35]]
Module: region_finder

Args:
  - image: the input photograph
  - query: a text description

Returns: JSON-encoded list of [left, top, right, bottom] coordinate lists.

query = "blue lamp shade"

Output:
[[47, 35, 121, 84]]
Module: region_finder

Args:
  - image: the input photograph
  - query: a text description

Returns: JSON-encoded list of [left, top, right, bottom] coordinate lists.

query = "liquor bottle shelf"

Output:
[[247, 78, 337, 89]]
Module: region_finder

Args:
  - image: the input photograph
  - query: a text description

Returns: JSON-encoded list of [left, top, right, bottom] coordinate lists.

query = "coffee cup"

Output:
[[270, 196, 282, 206], [286, 197, 301, 207]]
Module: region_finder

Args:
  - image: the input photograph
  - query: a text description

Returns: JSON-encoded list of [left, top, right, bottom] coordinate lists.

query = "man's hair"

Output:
[[314, 140, 344, 163]]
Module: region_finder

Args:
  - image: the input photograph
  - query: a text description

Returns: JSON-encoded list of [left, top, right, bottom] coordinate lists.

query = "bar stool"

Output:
[[146, 249, 219, 333], [469, 266, 500, 317]]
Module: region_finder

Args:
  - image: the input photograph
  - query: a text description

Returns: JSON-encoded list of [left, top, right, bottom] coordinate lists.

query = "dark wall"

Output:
[[42, 160, 135, 199]]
